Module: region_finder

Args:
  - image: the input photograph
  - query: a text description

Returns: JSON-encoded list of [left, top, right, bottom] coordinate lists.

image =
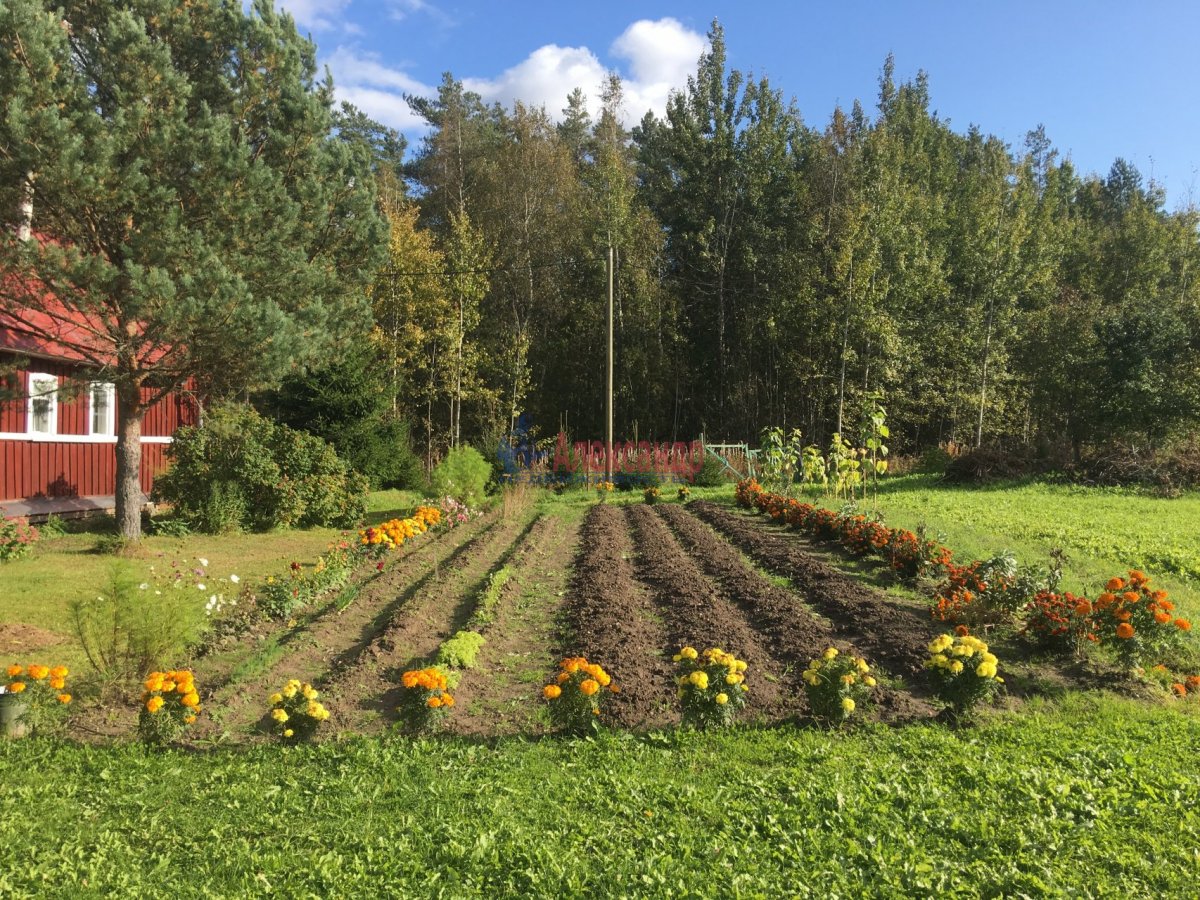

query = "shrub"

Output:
[[70, 562, 211, 683], [155, 403, 368, 533], [1022, 591, 1098, 655], [432, 446, 491, 507], [943, 447, 1035, 484], [269, 679, 330, 742], [924, 633, 1003, 718], [800, 648, 877, 726], [3, 664, 72, 734], [397, 667, 454, 734], [643, 485, 662, 504], [0, 517, 39, 562], [138, 669, 201, 745], [437, 631, 486, 670], [1092, 571, 1191, 668], [677, 485, 691, 501], [673, 646, 748, 729], [692, 452, 729, 487], [543, 656, 616, 733]]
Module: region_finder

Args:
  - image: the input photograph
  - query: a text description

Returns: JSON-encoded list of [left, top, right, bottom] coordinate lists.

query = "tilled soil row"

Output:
[[321, 511, 540, 733], [450, 512, 579, 736], [691, 501, 940, 678], [625, 503, 794, 720], [206, 510, 501, 736], [660, 504, 936, 723], [562, 503, 676, 729]]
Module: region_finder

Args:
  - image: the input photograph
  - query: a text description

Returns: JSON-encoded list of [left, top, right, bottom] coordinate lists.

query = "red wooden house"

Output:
[[0, 308, 197, 518]]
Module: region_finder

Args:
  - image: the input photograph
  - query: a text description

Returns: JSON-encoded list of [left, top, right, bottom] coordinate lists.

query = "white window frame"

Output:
[[26, 372, 58, 436], [87, 381, 116, 437]]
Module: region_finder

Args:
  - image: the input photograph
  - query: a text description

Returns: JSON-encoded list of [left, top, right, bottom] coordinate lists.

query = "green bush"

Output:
[[432, 446, 491, 507], [156, 404, 368, 532], [692, 451, 729, 487], [437, 631, 486, 670]]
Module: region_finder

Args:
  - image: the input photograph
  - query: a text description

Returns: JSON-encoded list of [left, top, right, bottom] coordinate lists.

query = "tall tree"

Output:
[[0, 0, 384, 539]]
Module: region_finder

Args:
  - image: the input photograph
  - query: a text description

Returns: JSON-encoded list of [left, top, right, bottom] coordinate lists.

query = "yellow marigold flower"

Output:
[[688, 671, 709, 690], [672, 654, 682, 663], [823, 648, 838, 661], [949, 661, 964, 675], [269, 692, 283, 704], [841, 673, 856, 685], [283, 728, 294, 738], [161, 681, 176, 693], [6, 665, 23, 678], [841, 697, 855, 714], [595, 670, 611, 687], [27, 665, 49, 680], [146, 696, 164, 713], [287, 679, 301, 690], [680, 647, 698, 660], [803, 673, 819, 686], [976, 662, 997, 679], [182, 692, 200, 708], [282, 686, 297, 699], [725, 673, 739, 685], [927, 653, 947, 668], [176, 681, 191, 694], [855, 658, 870, 674], [863, 676, 877, 688], [580, 679, 600, 696], [184, 715, 197, 725], [302, 686, 318, 700], [928, 635, 953, 654], [716, 693, 729, 705], [57, 693, 71, 704], [271, 708, 289, 723], [306, 701, 324, 718], [50, 666, 68, 679]]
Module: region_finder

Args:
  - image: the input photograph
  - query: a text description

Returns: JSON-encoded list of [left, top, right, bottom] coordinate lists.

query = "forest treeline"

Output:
[[304, 22, 1200, 465]]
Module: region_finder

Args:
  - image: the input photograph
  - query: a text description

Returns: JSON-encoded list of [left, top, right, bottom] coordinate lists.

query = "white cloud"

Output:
[[325, 48, 434, 131], [462, 18, 708, 125], [277, 0, 354, 33], [322, 18, 707, 137]]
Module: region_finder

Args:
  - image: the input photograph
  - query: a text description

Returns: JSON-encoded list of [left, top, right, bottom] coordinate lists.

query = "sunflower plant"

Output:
[[925, 634, 1003, 718], [543, 656, 617, 733], [673, 646, 748, 729], [138, 669, 201, 745], [397, 667, 455, 734], [3, 663, 71, 734], [269, 679, 330, 742], [801, 648, 876, 726]]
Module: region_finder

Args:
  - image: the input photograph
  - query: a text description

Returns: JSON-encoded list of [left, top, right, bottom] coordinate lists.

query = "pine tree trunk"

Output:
[[115, 383, 144, 541]]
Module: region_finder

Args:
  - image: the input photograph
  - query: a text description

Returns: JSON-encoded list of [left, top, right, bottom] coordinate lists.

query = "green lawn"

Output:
[[2, 695, 1197, 898], [0, 490, 424, 669], [800, 475, 1200, 621]]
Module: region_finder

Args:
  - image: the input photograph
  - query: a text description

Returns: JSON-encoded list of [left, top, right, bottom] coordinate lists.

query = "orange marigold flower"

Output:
[[580, 679, 600, 696], [1115, 610, 1132, 622], [1128, 570, 1148, 585], [1171, 683, 1187, 697], [543, 684, 562, 700], [1121, 592, 1140, 604], [1176, 619, 1192, 631], [1074, 601, 1092, 617], [954, 625, 970, 636], [6, 665, 23, 678], [57, 693, 71, 704], [1106, 578, 1125, 592], [1116, 623, 1135, 640], [1097, 592, 1117, 606], [49, 677, 65, 690], [442, 694, 455, 708], [50, 666, 68, 679], [146, 696, 164, 713], [8, 681, 26, 693], [426, 696, 442, 709], [1187, 675, 1200, 689], [27, 665, 49, 680], [1154, 611, 1171, 624]]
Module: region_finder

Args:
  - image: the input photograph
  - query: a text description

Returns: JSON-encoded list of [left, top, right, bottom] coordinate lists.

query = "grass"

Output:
[[1, 695, 1197, 897], [821, 475, 1200, 620]]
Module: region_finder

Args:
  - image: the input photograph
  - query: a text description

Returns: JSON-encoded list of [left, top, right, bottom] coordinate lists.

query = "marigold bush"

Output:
[[397, 667, 455, 734], [1022, 591, 1098, 654], [269, 679, 330, 742], [643, 485, 662, 505], [358, 506, 442, 559], [3, 663, 71, 734], [1092, 571, 1191, 668], [801, 648, 877, 726], [544, 656, 617, 733], [138, 669, 201, 745], [673, 646, 748, 729], [925, 634, 1003, 718]]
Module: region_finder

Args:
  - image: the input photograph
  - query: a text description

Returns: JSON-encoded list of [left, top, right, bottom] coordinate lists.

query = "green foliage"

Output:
[[467, 567, 513, 629], [68, 563, 205, 683], [0, 517, 38, 561], [432, 446, 491, 507], [692, 452, 729, 487], [256, 544, 356, 620], [437, 631, 486, 670], [156, 404, 368, 533], [924, 634, 1003, 718], [760, 427, 805, 493], [673, 647, 748, 729], [1, 697, 1197, 895], [263, 343, 425, 490], [801, 649, 878, 725]]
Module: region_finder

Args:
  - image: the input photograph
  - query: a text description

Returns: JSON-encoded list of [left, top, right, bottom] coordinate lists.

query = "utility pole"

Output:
[[605, 243, 614, 482]]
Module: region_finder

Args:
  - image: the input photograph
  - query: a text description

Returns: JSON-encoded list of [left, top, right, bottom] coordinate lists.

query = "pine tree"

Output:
[[0, 0, 384, 539]]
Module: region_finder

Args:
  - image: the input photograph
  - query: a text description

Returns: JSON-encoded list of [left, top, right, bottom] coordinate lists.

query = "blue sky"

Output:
[[279, 0, 1200, 207]]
